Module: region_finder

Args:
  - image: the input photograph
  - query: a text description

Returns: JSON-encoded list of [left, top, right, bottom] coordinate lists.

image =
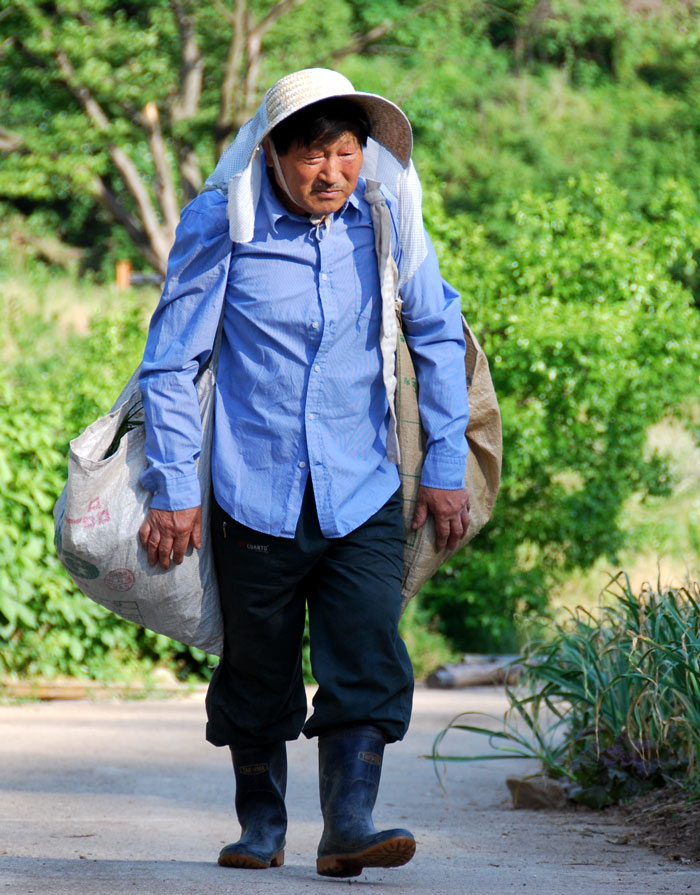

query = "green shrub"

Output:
[[0, 292, 220, 680], [423, 174, 700, 652]]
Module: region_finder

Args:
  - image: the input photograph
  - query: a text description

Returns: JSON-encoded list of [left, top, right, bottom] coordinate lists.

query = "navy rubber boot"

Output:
[[316, 725, 416, 877], [218, 742, 287, 869]]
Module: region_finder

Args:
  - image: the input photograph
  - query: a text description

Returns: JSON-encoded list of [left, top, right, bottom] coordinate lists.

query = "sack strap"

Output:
[[364, 180, 401, 465]]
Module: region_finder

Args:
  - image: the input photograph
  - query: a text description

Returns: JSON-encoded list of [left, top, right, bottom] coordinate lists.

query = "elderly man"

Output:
[[138, 68, 469, 878]]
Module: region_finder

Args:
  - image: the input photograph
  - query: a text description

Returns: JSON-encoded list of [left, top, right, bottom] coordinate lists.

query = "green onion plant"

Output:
[[432, 574, 700, 808]]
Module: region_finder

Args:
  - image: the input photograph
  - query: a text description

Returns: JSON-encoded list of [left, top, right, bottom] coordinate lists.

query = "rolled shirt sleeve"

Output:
[[139, 191, 232, 511], [399, 231, 469, 491]]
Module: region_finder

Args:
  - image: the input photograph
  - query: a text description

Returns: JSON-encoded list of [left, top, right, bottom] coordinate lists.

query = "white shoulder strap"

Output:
[[364, 180, 401, 465]]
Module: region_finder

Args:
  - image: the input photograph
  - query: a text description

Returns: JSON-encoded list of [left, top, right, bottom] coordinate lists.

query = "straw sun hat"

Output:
[[262, 68, 413, 166], [205, 67, 426, 285]]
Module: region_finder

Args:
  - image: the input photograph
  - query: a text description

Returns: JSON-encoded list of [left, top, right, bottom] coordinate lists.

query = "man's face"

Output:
[[264, 131, 363, 217]]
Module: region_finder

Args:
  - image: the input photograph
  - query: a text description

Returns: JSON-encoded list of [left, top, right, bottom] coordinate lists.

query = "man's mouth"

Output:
[[313, 185, 342, 197]]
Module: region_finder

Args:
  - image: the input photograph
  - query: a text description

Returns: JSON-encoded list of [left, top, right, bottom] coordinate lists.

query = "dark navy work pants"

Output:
[[205, 483, 414, 748]]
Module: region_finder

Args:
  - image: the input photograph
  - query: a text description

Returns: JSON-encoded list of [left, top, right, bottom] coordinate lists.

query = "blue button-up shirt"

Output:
[[139, 169, 468, 538]]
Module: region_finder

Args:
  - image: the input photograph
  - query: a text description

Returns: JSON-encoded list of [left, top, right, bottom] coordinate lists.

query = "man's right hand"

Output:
[[138, 506, 202, 570]]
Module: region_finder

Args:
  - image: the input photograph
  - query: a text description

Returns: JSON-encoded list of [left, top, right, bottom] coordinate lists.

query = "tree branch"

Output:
[[239, 0, 308, 124], [169, 0, 204, 203], [0, 127, 23, 153], [54, 49, 110, 128], [215, 0, 247, 156], [251, 0, 308, 42], [214, 0, 238, 25], [139, 102, 180, 244], [169, 0, 204, 122], [108, 143, 172, 271], [327, 20, 392, 63], [243, 9, 263, 121], [53, 46, 172, 271], [178, 147, 202, 203], [215, 0, 310, 147], [92, 176, 163, 271], [318, 0, 437, 65]]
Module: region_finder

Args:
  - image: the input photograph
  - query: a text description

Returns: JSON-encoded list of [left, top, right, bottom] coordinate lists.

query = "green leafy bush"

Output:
[[0, 292, 219, 680], [422, 174, 700, 651]]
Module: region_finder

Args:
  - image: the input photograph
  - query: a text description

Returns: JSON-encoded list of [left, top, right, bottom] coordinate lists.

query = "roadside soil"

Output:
[[2, 684, 700, 895], [613, 785, 700, 865]]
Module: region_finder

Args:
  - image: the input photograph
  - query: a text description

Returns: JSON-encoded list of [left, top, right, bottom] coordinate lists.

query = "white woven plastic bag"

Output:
[[53, 363, 223, 656]]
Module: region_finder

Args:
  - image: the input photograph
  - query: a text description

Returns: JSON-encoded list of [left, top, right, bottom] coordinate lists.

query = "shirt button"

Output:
[[314, 365, 321, 372], [312, 321, 319, 329], [308, 413, 316, 420], [298, 461, 306, 468], [321, 273, 327, 281]]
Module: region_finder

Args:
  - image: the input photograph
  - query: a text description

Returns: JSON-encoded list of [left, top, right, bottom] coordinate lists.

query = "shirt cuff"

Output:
[[148, 473, 202, 511], [419, 450, 468, 491]]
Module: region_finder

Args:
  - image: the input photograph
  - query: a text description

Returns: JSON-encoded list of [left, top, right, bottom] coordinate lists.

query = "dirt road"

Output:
[[1, 686, 698, 894]]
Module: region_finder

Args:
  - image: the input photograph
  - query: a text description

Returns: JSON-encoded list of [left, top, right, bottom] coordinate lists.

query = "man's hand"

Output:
[[411, 486, 471, 552], [138, 506, 202, 570]]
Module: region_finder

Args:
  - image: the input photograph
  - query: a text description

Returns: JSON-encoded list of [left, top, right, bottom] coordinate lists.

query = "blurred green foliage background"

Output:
[[1, 0, 699, 680]]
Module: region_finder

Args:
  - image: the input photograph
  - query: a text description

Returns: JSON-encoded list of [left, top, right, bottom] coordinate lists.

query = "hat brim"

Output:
[[340, 93, 413, 168]]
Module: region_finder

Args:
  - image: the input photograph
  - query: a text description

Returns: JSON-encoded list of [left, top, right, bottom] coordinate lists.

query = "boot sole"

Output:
[[218, 849, 284, 869], [317, 836, 416, 877]]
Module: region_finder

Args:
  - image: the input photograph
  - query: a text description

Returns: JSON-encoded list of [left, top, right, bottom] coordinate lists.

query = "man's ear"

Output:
[[261, 138, 274, 166]]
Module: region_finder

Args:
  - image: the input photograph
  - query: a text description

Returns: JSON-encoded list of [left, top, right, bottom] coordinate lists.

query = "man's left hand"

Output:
[[411, 485, 471, 552]]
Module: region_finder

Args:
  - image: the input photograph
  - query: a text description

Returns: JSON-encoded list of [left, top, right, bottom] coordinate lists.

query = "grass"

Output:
[[0, 262, 158, 364]]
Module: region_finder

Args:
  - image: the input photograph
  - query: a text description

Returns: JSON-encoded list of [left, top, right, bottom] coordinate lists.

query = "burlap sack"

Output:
[[396, 316, 502, 606], [53, 363, 223, 656], [364, 180, 502, 607]]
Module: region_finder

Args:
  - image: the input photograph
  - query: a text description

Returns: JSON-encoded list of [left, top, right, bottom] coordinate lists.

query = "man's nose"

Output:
[[319, 153, 342, 183]]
